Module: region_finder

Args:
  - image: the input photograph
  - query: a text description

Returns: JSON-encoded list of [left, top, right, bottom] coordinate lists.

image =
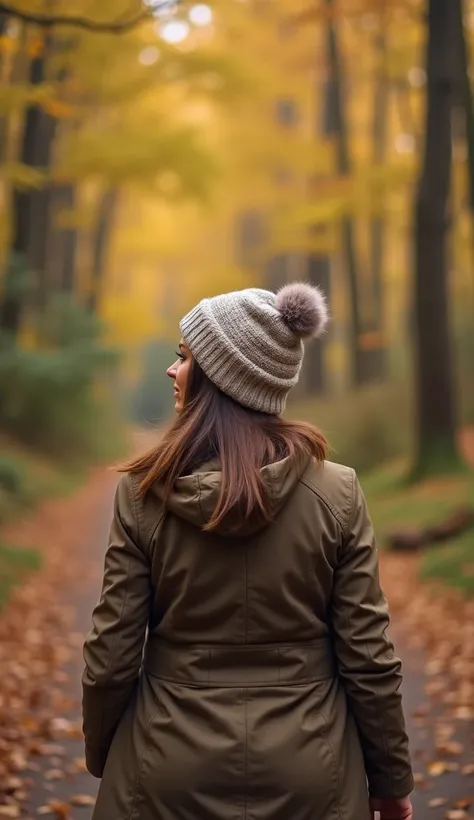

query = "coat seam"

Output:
[[104, 476, 137, 687], [127, 705, 161, 820], [141, 674, 332, 687], [319, 707, 343, 820], [105, 476, 139, 685], [95, 548, 133, 755], [365, 639, 393, 796], [148, 515, 165, 552], [128, 472, 164, 559], [244, 547, 248, 644], [345, 469, 357, 539], [105, 552, 133, 684], [244, 688, 248, 820], [196, 473, 205, 524], [127, 474, 141, 545], [299, 478, 345, 531]]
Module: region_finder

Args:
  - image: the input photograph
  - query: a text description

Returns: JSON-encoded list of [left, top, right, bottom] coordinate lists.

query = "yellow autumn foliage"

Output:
[[0, 0, 473, 370]]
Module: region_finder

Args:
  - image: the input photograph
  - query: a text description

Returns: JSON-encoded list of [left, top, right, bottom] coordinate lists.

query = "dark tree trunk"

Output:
[[412, 0, 461, 477], [302, 16, 341, 398], [0, 38, 57, 334], [88, 187, 118, 313], [362, 26, 389, 384], [28, 38, 64, 309], [47, 182, 79, 293], [28, 111, 58, 308], [0, 11, 9, 159], [305, 251, 330, 394], [324, 0, 363, 386], [369, 29, 388, 326], [452, 0, 474, 294], [58, 184, 78, 293]]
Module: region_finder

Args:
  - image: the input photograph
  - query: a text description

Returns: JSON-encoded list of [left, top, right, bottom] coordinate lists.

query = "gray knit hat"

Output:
[[179, 282, 329, 415]]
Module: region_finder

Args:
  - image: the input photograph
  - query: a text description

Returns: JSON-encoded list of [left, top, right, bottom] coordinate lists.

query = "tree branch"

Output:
[[0, 1, 179, 33]]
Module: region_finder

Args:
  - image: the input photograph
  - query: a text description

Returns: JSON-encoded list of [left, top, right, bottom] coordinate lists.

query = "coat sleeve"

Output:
[[82, 474, 152, 778], [329, 470, 414, 800]]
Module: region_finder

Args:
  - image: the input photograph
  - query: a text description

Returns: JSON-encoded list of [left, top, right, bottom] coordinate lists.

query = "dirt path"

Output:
[[22, 479, 116, 819], [0, 456, 472, 817], [381, 554, 474, 819], [0, 466, 117, 819]]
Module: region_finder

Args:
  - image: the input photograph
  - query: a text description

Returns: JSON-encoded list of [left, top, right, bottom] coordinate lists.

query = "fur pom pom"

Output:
[[275, 282, 329, 339]]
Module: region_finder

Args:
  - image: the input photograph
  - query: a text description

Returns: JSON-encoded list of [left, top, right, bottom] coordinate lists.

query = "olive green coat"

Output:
[[82, 457, 413, 820]]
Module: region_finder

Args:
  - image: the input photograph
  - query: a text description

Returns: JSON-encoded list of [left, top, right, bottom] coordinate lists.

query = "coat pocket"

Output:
[[248, 682, 341, 805], [126, 675, 167, 820]]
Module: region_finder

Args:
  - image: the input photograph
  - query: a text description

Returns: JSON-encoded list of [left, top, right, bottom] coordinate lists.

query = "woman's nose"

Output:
[[167, 362, 177, 379]]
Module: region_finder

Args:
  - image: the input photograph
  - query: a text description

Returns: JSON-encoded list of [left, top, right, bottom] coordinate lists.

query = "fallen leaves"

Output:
[[428, 797, 448, 807], [44, 769, 64, 782], [379, 548, 474, 816], [70, 794, 96, 806], [3, 778, 22, 795], [36, 795, 96, 816], [38, 801, 70, 818], [435, 740, 464, 757], [453, 798, 473, 810], [453, 706, 473, 721], [0, 467, 115, 813], [427, 761, 461, 777]]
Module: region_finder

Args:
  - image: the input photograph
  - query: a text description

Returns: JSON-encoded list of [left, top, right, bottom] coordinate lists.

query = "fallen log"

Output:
[[385, 528, 429, 552], [386, 506, 474, 552], [424, 506, 474, 543]]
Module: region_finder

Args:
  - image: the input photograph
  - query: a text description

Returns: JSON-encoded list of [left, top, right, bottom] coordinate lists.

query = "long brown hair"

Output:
[[124, 358, 328, 533]]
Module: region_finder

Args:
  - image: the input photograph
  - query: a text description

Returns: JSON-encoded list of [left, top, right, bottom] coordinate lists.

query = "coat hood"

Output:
[[153, 456, 307, 536]]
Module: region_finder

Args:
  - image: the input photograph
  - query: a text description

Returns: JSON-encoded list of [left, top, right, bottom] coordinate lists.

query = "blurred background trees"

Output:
[[0, 0, 473, 479]]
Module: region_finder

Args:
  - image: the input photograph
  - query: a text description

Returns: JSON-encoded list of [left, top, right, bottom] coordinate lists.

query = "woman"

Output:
[[83, 283, 414, 820]]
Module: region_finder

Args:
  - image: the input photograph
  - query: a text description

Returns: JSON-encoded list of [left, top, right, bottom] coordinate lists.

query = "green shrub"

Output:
[[420, 530, 474, 596], [0, 296, 123, 459], [0, 455, 27, 495], [0, 542, 42, 610], [0, 487, 11, 524], [288, 382, 412, 474]]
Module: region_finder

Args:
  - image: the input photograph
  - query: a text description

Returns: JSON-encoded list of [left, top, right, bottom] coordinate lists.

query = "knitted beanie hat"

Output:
[[179, 282, 329, 415]]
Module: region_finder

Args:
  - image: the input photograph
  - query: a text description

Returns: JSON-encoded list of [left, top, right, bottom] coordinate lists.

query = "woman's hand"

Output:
[[370, 795, 413, 820]]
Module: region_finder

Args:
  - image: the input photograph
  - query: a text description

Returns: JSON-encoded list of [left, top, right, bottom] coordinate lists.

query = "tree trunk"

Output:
[[364, 27, 389, 383], [28, 111, 58, 309], [58, 184, 78, 293], [0, 11, 9, 159], [28, 37, 64, 309], [305, 252, 330, 394], [325, 0, 362, 386], [412, 0, 461, 477], [452, 0, 474, 297], [0, 38, 56, 334], [88, 187, 118, 313], [302, 16, 340, 398], [46, 182, 79, 293]]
